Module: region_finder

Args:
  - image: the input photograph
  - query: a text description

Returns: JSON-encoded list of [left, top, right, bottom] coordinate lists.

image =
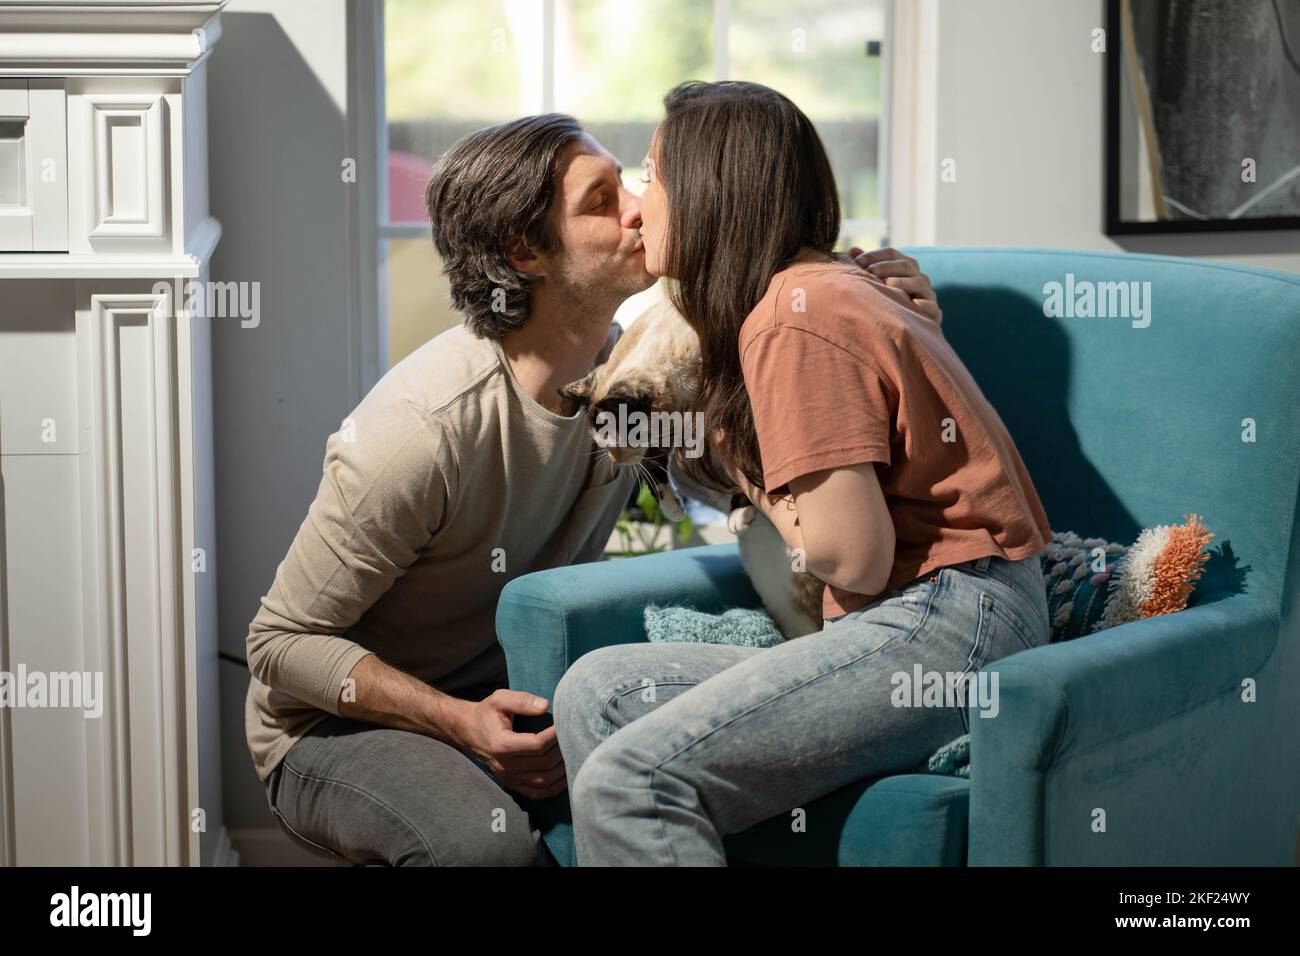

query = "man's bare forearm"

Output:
[[337, 653, 469, 745]]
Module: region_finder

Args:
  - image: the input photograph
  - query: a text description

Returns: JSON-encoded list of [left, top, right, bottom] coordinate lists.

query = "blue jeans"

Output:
[[552, 551, 1049, 866]]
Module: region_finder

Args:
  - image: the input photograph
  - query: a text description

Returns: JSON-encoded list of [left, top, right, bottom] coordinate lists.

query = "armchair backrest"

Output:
[[905, 247, 1300, 618]]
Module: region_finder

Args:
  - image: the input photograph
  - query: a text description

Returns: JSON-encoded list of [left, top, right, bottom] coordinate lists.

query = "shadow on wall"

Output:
[[207, 11, 353, 837]]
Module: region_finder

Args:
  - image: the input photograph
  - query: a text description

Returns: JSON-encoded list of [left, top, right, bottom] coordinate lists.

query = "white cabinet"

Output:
[[0, 0, 225, 866]]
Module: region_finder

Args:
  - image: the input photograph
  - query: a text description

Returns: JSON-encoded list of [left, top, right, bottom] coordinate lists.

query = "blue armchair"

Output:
[[496, 248, 1300, 866]]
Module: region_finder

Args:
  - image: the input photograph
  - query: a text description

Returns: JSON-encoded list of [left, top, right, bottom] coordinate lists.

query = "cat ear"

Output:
[[558, 370, 596, 406]]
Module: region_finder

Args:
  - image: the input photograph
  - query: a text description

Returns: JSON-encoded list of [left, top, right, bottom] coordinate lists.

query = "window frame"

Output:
[[347, 0, 893, 402]]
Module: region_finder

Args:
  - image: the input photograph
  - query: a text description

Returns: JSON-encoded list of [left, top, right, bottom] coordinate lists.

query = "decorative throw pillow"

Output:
[[643, 604, 786, 648], [926, 733, 971, 778], [1040, 531, 1129, 642], [1098, 513, 1215, 626], [1041, 514, 1214, 643]]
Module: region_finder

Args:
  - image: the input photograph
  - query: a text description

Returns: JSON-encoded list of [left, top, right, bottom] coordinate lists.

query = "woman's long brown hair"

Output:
[[658, 81, 842, 495]]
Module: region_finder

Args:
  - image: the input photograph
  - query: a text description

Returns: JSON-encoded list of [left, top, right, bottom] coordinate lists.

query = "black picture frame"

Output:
[[1104, 0, 1300, 236]]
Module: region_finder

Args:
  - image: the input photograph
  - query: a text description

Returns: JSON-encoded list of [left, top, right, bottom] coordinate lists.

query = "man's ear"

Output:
[[558, 369, 596, 407], [506, 239, 546, 278]]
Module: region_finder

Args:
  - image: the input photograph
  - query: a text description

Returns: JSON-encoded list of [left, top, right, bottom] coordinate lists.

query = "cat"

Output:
[[559, 297, 824, 638]]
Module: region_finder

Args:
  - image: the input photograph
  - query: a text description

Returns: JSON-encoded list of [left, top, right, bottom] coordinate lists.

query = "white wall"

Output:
[[914, 0, 1297, 273], [207, 0, 353, 839]]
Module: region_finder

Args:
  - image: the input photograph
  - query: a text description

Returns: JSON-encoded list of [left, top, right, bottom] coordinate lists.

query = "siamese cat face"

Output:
[[559, 297, 702, 465]]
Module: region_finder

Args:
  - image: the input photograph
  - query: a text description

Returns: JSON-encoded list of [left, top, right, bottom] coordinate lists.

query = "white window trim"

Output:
[[886, 0, 939, 247], [346, 0, 893, 403], [346, 0, 385, 404]]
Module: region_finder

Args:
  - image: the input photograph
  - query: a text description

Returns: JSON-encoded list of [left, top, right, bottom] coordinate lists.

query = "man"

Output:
[[246, 112, 941, 866]]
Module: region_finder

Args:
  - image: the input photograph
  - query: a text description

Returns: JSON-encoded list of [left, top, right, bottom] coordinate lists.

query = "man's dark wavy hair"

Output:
[[425, 114, 585, 338]]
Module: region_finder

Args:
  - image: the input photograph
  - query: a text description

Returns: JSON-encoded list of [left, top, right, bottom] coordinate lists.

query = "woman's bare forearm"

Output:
[[787, 464, 895, 596]]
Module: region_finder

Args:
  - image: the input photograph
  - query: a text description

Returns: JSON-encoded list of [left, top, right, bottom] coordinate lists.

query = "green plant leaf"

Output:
[[676, 514, 694, 544], [636, 481, 658, 518]]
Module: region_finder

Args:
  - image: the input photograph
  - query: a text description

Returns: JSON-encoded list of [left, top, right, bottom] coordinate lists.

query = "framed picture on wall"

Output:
[[1105, 0, 1300, 234]]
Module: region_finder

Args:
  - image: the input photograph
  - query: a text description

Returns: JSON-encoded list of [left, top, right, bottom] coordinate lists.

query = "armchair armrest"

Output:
[[496, 543, 761, 704], [495, 543, 759, 865], [968, 592, 1284, 865]]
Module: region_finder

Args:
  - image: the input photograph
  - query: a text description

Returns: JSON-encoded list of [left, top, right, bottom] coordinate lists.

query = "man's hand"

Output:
[[451, 690, 567, 800], [335, 655, 565, 799], [847, 246, 942, 325]]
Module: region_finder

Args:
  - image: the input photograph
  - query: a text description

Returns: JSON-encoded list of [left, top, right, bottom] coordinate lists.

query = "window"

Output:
[[358, 0, 889, 375]]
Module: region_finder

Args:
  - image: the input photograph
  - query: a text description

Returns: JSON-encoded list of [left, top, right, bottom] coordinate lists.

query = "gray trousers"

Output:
[[264, 683, 551, 867]]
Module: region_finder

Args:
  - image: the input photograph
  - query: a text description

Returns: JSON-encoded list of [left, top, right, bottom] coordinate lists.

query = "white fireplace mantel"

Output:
[[0, 0, 226, 866], [0, 0, 225, 278]]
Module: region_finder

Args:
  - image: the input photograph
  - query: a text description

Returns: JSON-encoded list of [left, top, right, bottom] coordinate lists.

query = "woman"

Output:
[[553, 81, 1053, 866]]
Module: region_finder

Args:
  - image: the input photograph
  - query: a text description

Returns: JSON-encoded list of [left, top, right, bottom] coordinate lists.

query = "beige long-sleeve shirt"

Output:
[[244, 323, 634, 781]]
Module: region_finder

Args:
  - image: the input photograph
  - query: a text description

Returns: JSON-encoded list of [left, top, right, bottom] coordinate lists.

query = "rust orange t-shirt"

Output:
[[739, 258, 1052, 618]]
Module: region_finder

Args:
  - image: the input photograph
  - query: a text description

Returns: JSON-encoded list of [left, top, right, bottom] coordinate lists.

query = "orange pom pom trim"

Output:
[[1139, 513, 1214, 619]]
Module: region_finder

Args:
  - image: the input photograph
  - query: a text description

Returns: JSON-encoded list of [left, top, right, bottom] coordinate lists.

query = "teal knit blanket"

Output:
[[644, 605, 971, 777]]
